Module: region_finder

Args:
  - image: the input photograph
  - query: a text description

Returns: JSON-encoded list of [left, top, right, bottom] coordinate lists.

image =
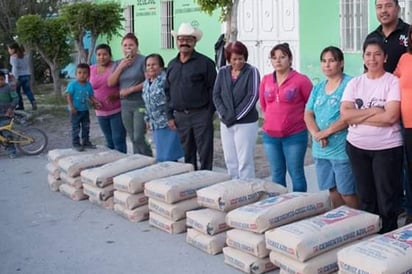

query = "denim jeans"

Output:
[[70, 110, 90, 145], [121, 100, 152, 156], [16, 75, 36, 109], [97, 112, 127, 153], [262, 130, 308, 192]]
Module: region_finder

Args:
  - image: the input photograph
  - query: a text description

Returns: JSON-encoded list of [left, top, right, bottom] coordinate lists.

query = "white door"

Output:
[[238, 0, 300, 76]]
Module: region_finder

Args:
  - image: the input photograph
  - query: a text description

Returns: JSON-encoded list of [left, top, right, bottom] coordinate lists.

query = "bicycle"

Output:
[[0, 117, 48, 155]]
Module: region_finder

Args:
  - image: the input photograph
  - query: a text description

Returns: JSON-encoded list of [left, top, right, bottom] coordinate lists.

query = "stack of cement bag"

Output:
[[80, 154, 156, 210], [224, 192, 331, 274], [56, 150, 126, 201], [337, 223, 412, 274], [145, 170, 231, 234], [112, 161, 194, 222], [46, 148, 92, 192], [190, 179, 286, 267], [266, 205, 381, 274]]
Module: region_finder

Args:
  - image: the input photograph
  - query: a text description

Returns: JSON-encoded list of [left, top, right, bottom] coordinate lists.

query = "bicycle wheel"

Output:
[[16, 127, 48, 155]]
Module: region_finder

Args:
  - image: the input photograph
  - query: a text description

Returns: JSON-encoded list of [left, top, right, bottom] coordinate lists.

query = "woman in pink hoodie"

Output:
[[259, 43, 313, 192]]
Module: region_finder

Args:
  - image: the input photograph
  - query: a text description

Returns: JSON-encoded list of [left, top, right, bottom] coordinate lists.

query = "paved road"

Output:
[[0, 153, 319, 274]]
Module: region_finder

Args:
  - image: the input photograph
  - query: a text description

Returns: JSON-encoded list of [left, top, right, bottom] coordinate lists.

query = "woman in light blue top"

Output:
[[304, 46, 358, 209], [8, 42, 37, 110]]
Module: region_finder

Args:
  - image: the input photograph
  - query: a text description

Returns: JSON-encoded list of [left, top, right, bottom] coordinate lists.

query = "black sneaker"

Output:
[[73, 144, 84, 152], [82, 142, 96, 149]]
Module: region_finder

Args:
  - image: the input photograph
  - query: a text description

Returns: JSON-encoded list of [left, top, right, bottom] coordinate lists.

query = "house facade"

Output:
[[96, 0, 411, 81]]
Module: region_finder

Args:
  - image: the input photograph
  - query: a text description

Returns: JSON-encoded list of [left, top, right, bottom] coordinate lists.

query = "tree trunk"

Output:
[[50, 65, 62, 96], [87, 35, 98, 64], [75, 37, 87, 64], [225, 0, 239, 42]]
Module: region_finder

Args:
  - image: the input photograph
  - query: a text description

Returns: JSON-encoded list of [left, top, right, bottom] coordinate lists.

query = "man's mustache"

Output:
[[180, 44, 191, 48]]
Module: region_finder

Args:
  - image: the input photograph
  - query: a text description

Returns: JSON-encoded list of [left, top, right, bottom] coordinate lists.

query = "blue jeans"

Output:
[[70, 110, 90, 146], [262, 130, 308, 192], [97, 112, 127, 153], [16, 75, 36, 109]]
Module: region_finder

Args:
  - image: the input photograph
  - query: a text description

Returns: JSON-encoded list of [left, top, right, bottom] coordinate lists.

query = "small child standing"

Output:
[[66, 63, 101, 151], [0, 71, 19, 158]]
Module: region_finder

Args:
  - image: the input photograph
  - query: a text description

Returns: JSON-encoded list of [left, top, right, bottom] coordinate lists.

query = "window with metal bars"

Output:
[[161, 1, 174, 49], [340, 0, 368, 52]]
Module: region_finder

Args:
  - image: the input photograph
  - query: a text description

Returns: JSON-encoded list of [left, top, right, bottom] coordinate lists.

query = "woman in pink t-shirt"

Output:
[[259, 43, 313, 192], [341, 38, 403, 233], [90, 44, 126, 153]]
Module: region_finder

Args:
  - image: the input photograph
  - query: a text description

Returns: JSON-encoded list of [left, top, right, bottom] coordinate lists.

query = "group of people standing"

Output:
[[4, 0, 408, 234]]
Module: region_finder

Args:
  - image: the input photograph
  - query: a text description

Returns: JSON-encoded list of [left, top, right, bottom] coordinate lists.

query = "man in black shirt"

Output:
[[365, 0, 409, 73], [165, 23, 217, 170]]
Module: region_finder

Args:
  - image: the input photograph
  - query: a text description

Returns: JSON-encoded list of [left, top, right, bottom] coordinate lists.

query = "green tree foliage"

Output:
[[60, 2, 124, 64], [196, 0, 239, 42], [16, 14, 71, 95]]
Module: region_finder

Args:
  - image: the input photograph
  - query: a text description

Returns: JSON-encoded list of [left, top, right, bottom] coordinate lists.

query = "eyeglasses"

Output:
[[177, 37, 195, 43]]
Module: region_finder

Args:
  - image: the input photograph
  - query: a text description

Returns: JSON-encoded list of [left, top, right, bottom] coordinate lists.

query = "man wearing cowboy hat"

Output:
[[165, 22, 217, 170]]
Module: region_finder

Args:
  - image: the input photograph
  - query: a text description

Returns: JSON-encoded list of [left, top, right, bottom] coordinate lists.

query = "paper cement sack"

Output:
[[59, 183, 88, 201], [60, 172, 83, 189], [197, 179, 287, 212], [223, 246, 277, 274], [82, 183, 114, 201], [47, 174, 62, 192], [186, 208, 229, 235], [149, 211, 186, 234], [265, 206, 380, 262], [46, 162, 60, 179], [114, 204, 149, 222], [226, 229, 269, 258], [186, 228, 226, 255], [226, 192, 331, 233], [144, 170, 231, 203], [148, 198, 200, 221], [80, 154, 155, 187], [113, 161, 194, 194], [47, 146, 108, 163], [270, 239, 370, 274], [89, 196, 114, 210], [113, 190, 147, 210], [337, 224, 412, 274], [58, 150, 126, 177]]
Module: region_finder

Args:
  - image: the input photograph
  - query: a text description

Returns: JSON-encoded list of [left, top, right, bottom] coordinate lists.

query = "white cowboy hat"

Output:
[[171, 23, 203, 42]]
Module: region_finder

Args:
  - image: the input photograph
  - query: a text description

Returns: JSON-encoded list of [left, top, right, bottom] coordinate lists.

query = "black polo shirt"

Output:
[[165, 50, 217, 119], [365, 19, 409, 73]]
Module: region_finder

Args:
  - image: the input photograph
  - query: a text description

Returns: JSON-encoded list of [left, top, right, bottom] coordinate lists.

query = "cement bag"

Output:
[[226, 192, 331, 233], [270, 239, 368, 274], [89, 196, 114, 210], [113, 161, 194, 194], [197, 179, 287, 212], [148, 198, 200, 221], [186, 208, 229, 236], [59, 183, 88, 201], [186, 228, 226, 255], [58, 150, 126, 177], [82, 183, 114, 201], [47, 174, 62, 192], [113, 204, 149, 222], [265, 205, 380, 262], [144, 170, 231, 203], [223, 246, 277, 274], [60, 172, 83, 189], [46, 162, 60, 179], [337, 224, 412, 274], [113, 190, 147, 210], [226, 229, 269, 258], [80, 154, 155, 187], [47, 146, 107, 163], [149, 211, 186, 234]]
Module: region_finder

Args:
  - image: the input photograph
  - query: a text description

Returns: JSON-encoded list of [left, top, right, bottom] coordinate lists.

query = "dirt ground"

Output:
[[27, 102, 313, 179]]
